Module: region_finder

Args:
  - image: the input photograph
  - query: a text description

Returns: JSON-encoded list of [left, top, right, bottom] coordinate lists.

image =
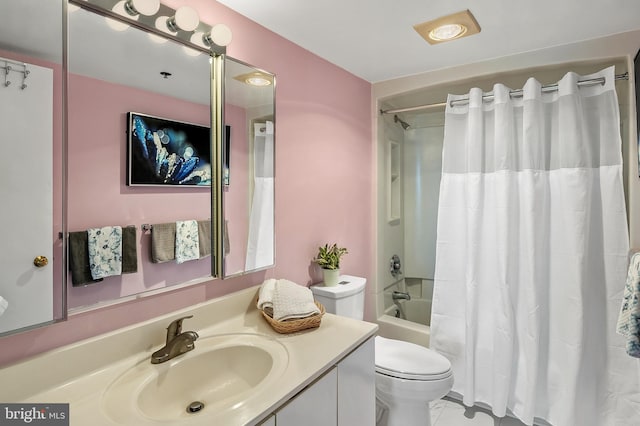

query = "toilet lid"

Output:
[[375, 336, 452, 380]]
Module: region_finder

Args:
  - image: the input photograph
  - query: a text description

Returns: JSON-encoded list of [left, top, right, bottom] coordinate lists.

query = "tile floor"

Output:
[[431, 397, 532, 426]]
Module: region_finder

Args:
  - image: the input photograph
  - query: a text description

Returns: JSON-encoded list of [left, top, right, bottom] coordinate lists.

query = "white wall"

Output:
[[403, 125, 444, 280], [369, 112, 405, 320]]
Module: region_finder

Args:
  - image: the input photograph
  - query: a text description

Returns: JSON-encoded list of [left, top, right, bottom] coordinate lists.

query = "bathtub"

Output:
[[376, 298, 431, 349]]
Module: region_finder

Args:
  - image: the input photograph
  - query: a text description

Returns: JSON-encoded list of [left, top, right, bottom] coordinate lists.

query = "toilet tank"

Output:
[[310, 275, 366, 320]]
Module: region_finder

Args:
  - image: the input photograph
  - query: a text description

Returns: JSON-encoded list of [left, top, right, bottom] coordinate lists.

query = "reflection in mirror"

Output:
[[223, 58, 275, 277], [0, 0, 64, 336], [67, 5, 214, 311]]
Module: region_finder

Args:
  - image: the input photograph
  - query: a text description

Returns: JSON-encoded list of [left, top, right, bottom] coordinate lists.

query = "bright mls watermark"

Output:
[[0, 404, 69, 425]]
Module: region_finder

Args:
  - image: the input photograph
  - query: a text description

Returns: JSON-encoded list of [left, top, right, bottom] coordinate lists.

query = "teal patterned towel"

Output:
[[87, 226, 123, 279], [175, 220, 199, 264], [617, 252, 640, 358]]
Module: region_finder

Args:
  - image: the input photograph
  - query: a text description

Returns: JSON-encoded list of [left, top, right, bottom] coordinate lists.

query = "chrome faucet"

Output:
[[151, 315, 199, 364], [392, 291, 411, 301]]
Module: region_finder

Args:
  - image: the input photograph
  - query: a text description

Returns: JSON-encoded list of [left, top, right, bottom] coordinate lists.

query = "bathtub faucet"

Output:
[[392, 291, 411, 301]]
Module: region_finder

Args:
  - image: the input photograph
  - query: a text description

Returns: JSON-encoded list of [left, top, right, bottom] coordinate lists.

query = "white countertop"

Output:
[[0, 285, 378, 425]]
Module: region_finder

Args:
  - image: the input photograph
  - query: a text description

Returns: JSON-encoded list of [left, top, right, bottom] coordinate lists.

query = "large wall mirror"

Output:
[[0, 0, 276, 336], [223, 58, 275, 277], [66, 2, 216, 311], [0, 0, 65, 336]]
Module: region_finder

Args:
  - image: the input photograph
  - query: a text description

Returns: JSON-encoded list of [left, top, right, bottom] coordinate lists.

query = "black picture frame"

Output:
[[126, 112, 211, 187]]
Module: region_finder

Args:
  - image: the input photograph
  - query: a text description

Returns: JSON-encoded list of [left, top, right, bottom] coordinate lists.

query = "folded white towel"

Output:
[[0, 296, 8, 316], [257, 278, 277, 311], [175, 220, 200, 264], [87, 226, 123, 279], [272, 279, 320, 321]]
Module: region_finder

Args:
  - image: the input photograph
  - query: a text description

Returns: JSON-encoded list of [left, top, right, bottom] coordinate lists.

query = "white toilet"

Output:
[[310, 275, 454, 426]]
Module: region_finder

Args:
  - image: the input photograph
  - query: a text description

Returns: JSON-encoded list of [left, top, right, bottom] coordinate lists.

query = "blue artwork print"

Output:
[[127, 112, 211, 186]]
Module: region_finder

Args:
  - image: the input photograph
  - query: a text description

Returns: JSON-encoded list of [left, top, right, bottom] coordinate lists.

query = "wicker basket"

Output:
[[260, 301, 325, 334]]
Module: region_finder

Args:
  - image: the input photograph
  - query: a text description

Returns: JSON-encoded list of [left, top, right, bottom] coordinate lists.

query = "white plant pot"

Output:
[[323, 269, 340, 287]]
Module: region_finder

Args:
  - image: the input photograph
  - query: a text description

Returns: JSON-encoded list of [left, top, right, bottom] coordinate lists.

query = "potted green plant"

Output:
[[314, 243, 348, 287]]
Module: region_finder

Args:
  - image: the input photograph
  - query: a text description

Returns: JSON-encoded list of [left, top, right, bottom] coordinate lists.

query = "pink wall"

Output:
[[0, 0, 372, 368], [67, 74, 211, 308]]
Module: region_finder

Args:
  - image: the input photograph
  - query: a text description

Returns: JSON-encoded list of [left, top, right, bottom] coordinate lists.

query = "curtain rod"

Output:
[[380, 72, 629, 115]]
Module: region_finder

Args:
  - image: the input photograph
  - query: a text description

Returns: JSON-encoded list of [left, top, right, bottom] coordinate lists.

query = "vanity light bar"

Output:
[[69, 0, 231, 55]]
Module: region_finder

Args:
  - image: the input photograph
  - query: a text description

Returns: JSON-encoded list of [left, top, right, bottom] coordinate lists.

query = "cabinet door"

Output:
[[338, 337, 375, 425], [276, 367, 337, 426]]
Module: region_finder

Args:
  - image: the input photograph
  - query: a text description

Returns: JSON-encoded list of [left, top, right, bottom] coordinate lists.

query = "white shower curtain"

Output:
[[245, 121, 274, 270], [431, 67, 640, 426]]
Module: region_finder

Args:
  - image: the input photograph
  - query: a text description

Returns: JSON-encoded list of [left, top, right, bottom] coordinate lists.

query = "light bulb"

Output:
[[205, 24, 232, 47], [429, 24, 466, 41], [154, 16, 172, 35], [124, 0, 160, 17], [166, 6, 199, 32], [106, 1, 135, 32], [189, 31, 208, 49], [245, 76, 271, 86]]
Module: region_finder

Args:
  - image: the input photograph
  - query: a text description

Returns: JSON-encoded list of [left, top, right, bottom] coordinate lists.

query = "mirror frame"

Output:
[[212, 53, 225, 278]]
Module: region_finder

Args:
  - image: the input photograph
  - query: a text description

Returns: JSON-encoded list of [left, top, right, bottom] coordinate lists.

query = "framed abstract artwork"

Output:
[[127, 112, 211, 186]]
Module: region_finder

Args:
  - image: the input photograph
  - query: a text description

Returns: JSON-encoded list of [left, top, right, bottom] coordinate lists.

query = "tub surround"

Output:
[[377, 312, 430, 349], [0, 285, 378, 425]]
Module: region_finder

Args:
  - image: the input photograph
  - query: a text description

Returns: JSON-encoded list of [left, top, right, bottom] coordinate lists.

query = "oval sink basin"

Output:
[[102, 333, 289, 424]]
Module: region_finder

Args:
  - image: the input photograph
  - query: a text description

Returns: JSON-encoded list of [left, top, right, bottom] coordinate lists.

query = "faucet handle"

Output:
[[166, 315, 193, 340]]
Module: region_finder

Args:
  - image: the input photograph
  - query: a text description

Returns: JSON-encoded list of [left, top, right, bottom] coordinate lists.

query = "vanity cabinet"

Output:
[[274, 336, 375, 426], [276, 367, 338, 426], [0, 284, 379, 426], [337, 337, 375, 425]]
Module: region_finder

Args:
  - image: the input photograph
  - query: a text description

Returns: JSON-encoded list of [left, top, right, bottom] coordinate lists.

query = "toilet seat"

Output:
[[375, 336, 452, 381]]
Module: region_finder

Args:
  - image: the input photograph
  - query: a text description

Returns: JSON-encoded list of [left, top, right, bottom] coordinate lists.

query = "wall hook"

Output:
[[20, 66, 28, 90], [4, 64, 11, 87]]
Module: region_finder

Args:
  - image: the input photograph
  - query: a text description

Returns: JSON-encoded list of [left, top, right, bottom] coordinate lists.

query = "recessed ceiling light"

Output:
[[414, 9, 480, 45], [430, 24, 466, 41], [234, 72, 273, 86]]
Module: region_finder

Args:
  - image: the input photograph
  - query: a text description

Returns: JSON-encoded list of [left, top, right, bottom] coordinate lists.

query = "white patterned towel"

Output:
[[87, 226, 122, 279], [175, 220, 200, 264], [617, 252, 640, 358], [0, 296, 8, 316], [272, 279, 320, 321]]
